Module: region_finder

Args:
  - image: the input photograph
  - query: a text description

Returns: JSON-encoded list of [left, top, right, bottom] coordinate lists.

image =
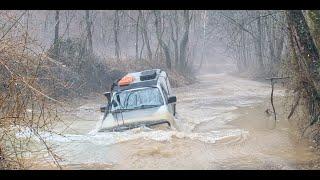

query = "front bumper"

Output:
[[98, 119, 171, 132]]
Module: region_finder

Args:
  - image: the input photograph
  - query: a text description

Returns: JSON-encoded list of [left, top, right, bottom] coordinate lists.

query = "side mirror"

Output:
[[103, 92, 111, 102], [112, 100, 118, 107], [168, 96, 177, 104], [100, 104, 108, 113]]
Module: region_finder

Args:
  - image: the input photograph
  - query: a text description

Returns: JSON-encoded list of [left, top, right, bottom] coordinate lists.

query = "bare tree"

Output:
[[135, 12, 140, 60], [139, 27, 145, 60], [286, 10, 320, 136], [114, 10, 120, 60], [255, 11, 264, 71], [139, 10, 152, 61], [154, 10, 172, 69], [62, 10, 75, 39], [54, 10, 60, 58], [199, 10, 207, 70], [307, 10, 320, 50], [170, 11, 179, 69], [179, 10, 191, 72], [287, 10, 320, 91], [85, 10, 93, 54]]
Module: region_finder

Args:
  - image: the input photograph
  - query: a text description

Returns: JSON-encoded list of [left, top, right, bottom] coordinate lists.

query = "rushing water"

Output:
[[23, 73, 320, 169]]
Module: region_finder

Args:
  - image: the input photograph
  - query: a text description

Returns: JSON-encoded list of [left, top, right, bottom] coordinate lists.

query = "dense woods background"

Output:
[[1, 10, 320, 169]]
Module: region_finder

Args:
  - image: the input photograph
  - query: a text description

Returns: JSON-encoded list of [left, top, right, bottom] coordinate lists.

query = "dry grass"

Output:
[[0, 14, 195, 169], [0, 11, 65, 169]]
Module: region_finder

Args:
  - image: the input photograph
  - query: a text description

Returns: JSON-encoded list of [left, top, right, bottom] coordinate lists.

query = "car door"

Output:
[[159, 78, 174, 115], [164, 74, 175, 115]]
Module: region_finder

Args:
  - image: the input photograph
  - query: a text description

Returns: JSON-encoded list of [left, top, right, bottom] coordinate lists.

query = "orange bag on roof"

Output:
[[118, 75, 135, 86]]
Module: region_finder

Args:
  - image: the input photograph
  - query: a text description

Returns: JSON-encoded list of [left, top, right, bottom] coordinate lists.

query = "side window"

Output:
[[165, 77, 172, 95], [160, 84, 168, 103], [160, 76, 169, 95], [161, 72, 172, 95]]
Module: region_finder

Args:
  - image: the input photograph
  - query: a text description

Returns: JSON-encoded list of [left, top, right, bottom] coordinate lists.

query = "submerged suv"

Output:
[[99, 69, 177, 132]]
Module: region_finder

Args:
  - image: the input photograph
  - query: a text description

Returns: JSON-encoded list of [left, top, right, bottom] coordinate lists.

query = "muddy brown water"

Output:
[[27, 73, 320, 169]]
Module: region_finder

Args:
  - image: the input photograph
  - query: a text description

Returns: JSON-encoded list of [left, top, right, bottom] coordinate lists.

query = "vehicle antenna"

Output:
[[116, 83, 126, 128], [118, 95, 125, 126], [115, 89, 120, 129]]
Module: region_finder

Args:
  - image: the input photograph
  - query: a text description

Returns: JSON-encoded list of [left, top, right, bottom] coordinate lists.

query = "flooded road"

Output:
[[29, 73, 320, 169]]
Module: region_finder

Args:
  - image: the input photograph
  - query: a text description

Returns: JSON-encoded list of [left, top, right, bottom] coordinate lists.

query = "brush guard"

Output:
[[98, 120, 171, 132]]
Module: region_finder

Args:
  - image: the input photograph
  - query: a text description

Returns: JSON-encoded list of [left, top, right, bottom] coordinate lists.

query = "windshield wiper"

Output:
[[112, 105, 160, 112], [111, 108, 134, 112], [133, 104, 160, 109]]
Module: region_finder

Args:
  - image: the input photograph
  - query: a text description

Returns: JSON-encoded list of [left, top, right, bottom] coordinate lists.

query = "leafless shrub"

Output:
[[0, 10, 197, 169], [0, 11, 64, 169]]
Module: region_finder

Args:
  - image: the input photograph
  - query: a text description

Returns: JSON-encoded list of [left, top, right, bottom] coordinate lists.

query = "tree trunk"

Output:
[[267, 19, 275, 64], [135, 12, 140, 60], [85, 10, 93, 54], [54, 10, 60, 58], [154, 10, 171, 69], [267, 13, 285, 65], [139, 10, 152, 61], [66, 11, 70, 38], [199, 10, 207, 71], [240, 30, 247, 72], [179, 10, 191, 72], [275, 29, 285, 63], [113, 10, 120, 60], [170, 11, 179, 69], [286, 10, 320, 91], [256, 12, 264, 72], [307, 10, 320, 51], [140, 29, 145, 60]]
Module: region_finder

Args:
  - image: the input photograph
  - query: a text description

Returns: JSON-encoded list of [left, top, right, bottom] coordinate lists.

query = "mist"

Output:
[[1, 10, 320, 170]]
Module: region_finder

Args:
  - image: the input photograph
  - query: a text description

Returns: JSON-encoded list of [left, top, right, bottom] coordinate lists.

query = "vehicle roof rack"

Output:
[[140, 69, 157, 81], [111, 69, 162, 92]]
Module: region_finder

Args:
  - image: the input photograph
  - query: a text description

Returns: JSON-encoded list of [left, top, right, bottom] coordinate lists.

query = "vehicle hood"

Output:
[[100, 105, 173, 129]]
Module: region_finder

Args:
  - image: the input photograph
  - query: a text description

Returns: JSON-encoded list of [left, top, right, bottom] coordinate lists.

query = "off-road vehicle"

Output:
[[99, 69, 177, 132]]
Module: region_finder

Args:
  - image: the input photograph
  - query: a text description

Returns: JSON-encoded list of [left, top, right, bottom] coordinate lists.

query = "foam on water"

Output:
[[15, 122, 249, 148]]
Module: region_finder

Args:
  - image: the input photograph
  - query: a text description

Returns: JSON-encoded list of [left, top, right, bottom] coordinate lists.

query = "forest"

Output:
[[1, 10, 320, 169]]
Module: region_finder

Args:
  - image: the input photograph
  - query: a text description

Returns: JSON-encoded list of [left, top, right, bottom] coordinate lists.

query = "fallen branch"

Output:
[[266, 76, 290, 128], [0, 11, 27, 42]]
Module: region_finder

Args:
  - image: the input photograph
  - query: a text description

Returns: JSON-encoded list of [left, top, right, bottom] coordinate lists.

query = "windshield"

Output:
[[111, 87, 164, 111]]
